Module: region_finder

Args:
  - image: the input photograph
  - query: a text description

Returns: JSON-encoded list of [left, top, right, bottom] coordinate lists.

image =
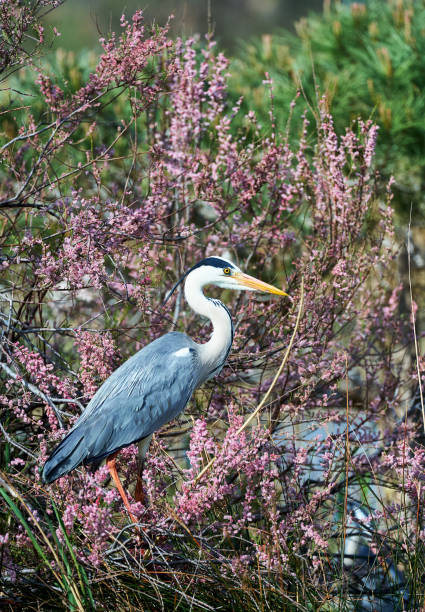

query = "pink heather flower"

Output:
[[75, 331, 119, 396], [364, 124, 379, 168]]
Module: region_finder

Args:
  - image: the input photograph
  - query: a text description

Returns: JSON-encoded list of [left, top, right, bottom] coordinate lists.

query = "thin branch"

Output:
[[0, 420, 37, 459], [408, 207, 425, 433], [0, 361, 65, 428]]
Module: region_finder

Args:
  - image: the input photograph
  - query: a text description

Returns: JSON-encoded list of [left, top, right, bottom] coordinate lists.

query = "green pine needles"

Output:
[[230, 0, 425, 218]]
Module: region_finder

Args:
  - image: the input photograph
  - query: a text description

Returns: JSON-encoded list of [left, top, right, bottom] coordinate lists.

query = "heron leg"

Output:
[[106, 452, 138, 524], [134, 472, 144, 504], [134, 435, 152, 504]]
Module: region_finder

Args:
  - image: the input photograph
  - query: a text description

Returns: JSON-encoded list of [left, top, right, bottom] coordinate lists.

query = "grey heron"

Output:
[[42, 256, 289, 522]]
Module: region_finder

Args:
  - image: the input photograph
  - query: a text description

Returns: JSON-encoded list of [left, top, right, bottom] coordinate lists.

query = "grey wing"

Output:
[[42, 333, 198, 482]]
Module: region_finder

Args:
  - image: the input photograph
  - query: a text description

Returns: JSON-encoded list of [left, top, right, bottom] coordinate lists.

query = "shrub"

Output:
[[0, 4, 423, 610]]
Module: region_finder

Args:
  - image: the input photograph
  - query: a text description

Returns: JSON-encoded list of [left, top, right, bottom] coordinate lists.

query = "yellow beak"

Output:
[[233, 271, 290, 298]]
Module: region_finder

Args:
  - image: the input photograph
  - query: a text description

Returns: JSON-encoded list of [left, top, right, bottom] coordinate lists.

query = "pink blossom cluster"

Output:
[[37, 11, 173, 118], [11, 342, 74, 400], [75, 331, 119, 397], [0, 0, 60, 75], [176, 408, 278, 533]]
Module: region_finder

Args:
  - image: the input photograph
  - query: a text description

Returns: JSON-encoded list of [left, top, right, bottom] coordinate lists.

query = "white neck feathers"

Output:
[[184, 269, 233, 375]]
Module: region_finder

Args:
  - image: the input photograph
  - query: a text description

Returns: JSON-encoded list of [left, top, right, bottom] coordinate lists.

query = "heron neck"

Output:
[[184, 277, 233, 375]]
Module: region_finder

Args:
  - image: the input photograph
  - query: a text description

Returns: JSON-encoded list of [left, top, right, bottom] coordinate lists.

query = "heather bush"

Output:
[[0, 3, 424, 610], [230, 0, 425, 218]]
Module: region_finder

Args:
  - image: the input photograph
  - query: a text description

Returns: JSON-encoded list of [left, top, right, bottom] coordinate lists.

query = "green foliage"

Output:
[[230, 0, 425, 218], [0, 485, 90, 610]]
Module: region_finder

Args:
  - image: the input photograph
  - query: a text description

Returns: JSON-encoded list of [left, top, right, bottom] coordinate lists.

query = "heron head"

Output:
[[164, 255, 290, 303]]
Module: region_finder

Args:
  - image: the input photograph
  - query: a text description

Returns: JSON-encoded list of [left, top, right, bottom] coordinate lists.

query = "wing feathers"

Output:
[[42, 332, 198, 483]]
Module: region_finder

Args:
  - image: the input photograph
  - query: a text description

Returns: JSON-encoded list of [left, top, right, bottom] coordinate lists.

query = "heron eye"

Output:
[[223, 267, 231, 275]]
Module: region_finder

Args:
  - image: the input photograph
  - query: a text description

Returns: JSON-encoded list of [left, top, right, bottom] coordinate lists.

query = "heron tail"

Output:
[[42, 428, 87, 484]]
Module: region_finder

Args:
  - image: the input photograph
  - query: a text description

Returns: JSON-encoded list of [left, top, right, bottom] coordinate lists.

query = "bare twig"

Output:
[[0, 361, 65, 428], [407, 208, 425, 433], [0, 420, 37, 459]]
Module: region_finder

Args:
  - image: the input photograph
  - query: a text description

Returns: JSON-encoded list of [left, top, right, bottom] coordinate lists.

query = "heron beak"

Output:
[[233, 271, 290, 298]]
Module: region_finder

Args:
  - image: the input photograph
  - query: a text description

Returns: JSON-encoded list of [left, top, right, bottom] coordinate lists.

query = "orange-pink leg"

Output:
[[106, 451, 138, 524]]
